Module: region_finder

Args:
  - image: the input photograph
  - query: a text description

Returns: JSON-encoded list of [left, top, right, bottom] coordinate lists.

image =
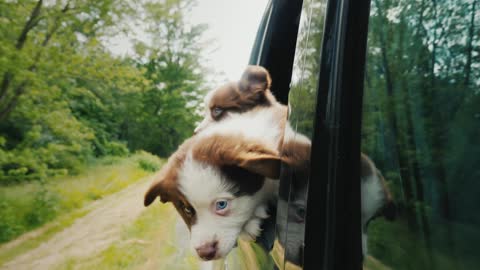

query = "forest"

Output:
[[0, 0, 207, 243], [362, 0, 479, 269], [0, 0, 206, 185]]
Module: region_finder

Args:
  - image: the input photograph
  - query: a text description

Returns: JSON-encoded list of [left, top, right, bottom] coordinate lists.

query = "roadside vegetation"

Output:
[[54, 201, 199, 270], [0, 152, 162, 263], [0, 0, 205, 252], [53, 202, 275, 270]]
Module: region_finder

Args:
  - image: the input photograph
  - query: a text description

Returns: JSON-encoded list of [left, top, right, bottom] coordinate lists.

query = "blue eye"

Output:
[[212, 107, 223, 118], [216, 200, 228, 210]]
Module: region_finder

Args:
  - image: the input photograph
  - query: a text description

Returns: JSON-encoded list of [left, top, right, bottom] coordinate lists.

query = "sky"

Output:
[[188, 0, 269, 82], [108, 0, 270, 84]]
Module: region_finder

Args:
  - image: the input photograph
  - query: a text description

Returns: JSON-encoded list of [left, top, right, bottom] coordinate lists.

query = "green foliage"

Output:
[[0, 0, 207, 183], [0, 152, 163, 244], [0, 201, 24, 243], [24, 187, 59, 227], [288, 1, 326, 138], [137, 159, 159, 173]]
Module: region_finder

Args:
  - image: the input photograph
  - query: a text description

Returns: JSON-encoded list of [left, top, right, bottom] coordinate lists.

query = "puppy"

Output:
[[144, 73, 287, 261], [196, 65, 396, 261]]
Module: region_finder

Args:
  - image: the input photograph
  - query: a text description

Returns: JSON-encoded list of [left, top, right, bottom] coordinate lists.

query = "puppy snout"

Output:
[[195, 241, 218, 260]]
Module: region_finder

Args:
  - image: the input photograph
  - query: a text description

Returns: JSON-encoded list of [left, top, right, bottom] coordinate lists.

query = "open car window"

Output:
[[273, 0, 328, 269]]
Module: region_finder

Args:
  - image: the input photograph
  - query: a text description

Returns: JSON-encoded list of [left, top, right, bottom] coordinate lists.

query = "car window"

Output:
[[273, 0, 328, 269], [361, 0, 480, 269]]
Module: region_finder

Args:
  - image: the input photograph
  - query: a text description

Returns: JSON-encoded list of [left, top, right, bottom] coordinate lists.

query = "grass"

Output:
[[53, 202, 276, 270], [0, 209, 89, 265], [0, 151, 163, 265], [0, 149, 276, 270], [53, 203, 200, 270]]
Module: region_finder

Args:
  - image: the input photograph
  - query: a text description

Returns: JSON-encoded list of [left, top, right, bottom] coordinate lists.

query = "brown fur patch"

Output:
[[208, 65, 278, 121], [280, 140, 311, 172], [239, 65, 272, 92], [221, 165, 265, 195], [209, 83, 276, 120], [170, 191, 197, 229], [192, 134, 282, 179], [144, 137, 197, 206], [144, 137, 199, 229]]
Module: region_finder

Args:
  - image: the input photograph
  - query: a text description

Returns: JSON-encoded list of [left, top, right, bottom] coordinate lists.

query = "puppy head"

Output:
[[144, 135, 281, 260], [195, 65, 275, 134]]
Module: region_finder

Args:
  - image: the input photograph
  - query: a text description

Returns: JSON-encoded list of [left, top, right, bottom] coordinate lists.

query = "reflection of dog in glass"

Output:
[[196, 65, 396, 262], [361, 153, 396, 256]]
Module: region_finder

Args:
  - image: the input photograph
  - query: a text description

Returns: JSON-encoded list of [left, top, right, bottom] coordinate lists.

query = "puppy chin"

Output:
[[216, 238, 239, 259]]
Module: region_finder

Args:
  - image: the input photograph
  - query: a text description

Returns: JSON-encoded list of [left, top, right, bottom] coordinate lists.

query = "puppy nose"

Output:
[[195, 241, 218, 260]]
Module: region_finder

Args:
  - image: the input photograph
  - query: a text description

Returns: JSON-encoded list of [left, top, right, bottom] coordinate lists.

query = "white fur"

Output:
[[196, 108, 284, 151], [178, 155, 277, 259]]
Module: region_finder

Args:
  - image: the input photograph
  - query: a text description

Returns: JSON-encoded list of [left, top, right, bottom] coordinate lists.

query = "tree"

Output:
[[121, 0, 207, 156], [0, 0, 208, 182]]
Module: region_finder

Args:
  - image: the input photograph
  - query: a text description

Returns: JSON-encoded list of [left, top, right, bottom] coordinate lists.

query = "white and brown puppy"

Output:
[[144, 73, 288, 261], [196, 65, 396, 259]]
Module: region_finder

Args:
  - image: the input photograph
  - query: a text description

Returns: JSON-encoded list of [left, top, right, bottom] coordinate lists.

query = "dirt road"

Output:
[[1, 177, 155, 270]]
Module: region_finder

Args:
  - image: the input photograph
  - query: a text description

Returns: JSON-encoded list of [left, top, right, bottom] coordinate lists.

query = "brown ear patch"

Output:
[[206, 66, 276, 121], [280, 140, 311, 172], [239, 65, 272, 93], [192, 134, 281, 179], [143, 137, 195, 206], [170, 192, 197, 230], [236, 152, 282, 179], [144, 180, 170, 206]]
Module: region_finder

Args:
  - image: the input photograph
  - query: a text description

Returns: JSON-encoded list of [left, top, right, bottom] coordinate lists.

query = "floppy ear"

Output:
[[239, 65, 272, 92], [144, 138, 194, 206], [144, 179, 171, 206], [193, 134, 282, 179], [236, 151, 282, 179]]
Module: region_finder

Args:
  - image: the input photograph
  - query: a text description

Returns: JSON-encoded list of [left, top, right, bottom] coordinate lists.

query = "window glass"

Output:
[[362, 0, 480, 269], [273, 0, 328, 269]]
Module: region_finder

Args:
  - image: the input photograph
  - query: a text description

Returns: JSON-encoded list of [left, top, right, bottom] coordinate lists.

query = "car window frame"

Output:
[[249, 0, 372, 269]]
